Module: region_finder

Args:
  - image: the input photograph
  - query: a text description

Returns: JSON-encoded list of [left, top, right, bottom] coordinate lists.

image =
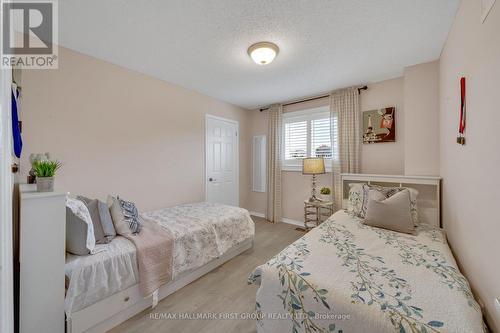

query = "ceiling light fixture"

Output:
[[247, 42, 279, 65]]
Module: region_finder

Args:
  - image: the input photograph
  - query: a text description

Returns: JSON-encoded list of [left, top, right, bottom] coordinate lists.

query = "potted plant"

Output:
[[33, 159, 62, 192], [320, 186, 331, 201], [28, 152, 50, 184]]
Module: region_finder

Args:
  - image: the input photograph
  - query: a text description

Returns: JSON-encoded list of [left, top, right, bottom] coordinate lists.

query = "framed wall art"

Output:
[[362, 107, 395, 144]]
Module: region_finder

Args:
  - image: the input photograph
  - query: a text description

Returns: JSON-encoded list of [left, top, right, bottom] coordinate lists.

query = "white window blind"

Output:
[[311, 118, 331, 158], [282, 106, 337, 171], [284, 120, 307, 159]]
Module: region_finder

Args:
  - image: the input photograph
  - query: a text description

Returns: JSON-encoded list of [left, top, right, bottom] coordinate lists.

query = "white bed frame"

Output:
[[66, 238, 253, 333], [340, 173, 442, 228]]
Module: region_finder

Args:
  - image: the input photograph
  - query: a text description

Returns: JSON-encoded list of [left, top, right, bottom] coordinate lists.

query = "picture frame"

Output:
[[362, 107, 396, 144]]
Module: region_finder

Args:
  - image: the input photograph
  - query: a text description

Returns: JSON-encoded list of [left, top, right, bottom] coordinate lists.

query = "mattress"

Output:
[[249, 210, 484, 333], [66, 202, 254, 315]]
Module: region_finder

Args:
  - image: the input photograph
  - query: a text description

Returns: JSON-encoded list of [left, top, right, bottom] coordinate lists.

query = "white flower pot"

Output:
[[36, 176, 54, 192], [320, 194, 331, 202]]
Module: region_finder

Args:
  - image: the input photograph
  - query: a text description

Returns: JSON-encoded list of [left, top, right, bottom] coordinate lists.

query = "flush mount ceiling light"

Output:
[[247, 42, 279, 65]]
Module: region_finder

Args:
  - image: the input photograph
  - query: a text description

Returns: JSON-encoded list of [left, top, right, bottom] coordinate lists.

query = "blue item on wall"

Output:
[[12, 86, 22, 158]]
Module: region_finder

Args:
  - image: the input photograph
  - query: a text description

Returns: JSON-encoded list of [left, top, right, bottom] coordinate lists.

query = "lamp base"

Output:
[[308, 174, 324, 202], [308, 195, 324, 202]]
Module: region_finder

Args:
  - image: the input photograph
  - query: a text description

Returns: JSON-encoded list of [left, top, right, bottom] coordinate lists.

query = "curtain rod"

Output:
[[259, 85, 368, 112]]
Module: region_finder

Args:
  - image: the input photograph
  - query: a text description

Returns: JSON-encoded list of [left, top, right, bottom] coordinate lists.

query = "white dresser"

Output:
[[19, 184, 65, 333]]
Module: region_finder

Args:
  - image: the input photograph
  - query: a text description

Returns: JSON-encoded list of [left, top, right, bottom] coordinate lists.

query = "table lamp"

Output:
[[302, 157, 325, 202]]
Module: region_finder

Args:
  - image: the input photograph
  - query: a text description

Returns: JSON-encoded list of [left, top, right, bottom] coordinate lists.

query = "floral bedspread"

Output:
[[142, 202, 255, 278], [248, 210, 484, 333]]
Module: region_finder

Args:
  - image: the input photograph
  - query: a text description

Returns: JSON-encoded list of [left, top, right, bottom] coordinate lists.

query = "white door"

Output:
[[205, 115, 239, 206]]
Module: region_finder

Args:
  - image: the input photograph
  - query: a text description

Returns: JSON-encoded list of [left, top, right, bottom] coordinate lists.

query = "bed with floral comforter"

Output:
[[248, 210, 484, 333]]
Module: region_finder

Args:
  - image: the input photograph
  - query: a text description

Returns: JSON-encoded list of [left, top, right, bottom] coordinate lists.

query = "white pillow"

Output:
[[66, 198, 95, 255]]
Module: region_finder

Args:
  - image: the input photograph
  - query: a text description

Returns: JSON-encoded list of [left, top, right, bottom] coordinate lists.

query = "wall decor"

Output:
[[362, 107, 396, 144], [457, 77, 466, 145]]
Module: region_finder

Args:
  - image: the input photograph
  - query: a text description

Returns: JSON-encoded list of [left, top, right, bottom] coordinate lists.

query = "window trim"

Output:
[[281, 106, 334, 172]]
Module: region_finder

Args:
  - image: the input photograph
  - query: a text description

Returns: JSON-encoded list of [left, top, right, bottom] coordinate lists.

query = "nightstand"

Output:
[[303, 200, 334, 230]]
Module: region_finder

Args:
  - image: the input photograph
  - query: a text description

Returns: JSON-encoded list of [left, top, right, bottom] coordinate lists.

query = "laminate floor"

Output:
[[109, 216, 304, 333]]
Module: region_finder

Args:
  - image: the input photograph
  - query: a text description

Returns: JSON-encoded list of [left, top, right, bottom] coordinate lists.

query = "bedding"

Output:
[[348, 183, 419, 225], [65, 236, 138, 314], [141, 202, 255, 278], [364, 189, 415, 234], [125, 217, 174, 297], [78, 195, 116, 241], [79, 197, 108, 244], [248, 210, 484, 333], [65, 202, 254, 315], [66, 198, 95, 255], [108, 195, 142, 235], [361, 184, 419, 225]]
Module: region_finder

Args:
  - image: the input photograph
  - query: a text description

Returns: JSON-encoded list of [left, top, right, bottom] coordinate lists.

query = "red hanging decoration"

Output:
[[457, 77, 466, 145]]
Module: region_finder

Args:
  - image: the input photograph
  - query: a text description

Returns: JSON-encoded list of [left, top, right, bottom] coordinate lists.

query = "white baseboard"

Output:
[[249, 211, 265, 218], [281, 218, 304, 227], [249, 211, 303, 227]]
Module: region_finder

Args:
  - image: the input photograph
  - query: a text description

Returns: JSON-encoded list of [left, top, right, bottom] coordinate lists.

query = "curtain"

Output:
[[266, 104, 283, 223], [330, 88, 360, 211]]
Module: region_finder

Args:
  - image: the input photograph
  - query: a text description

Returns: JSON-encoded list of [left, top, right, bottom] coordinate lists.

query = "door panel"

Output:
[[206, 116, 238, 206]]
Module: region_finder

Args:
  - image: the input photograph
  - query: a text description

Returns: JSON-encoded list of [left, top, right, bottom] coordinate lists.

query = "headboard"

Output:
[[340, 173, 442, 228]]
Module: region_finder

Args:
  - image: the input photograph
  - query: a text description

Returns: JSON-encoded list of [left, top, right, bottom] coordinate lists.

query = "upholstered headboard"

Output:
[[340, 173, 442, 228]]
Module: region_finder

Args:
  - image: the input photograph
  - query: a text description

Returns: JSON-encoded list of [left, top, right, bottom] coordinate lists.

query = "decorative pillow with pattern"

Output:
[[108, 195, 141, 235], [361, 184, 419, 225], [347, 183, 364, 217]]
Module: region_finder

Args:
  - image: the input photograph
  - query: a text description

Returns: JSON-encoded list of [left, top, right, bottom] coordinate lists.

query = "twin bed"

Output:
[[65, 202, 255, 333], [248, 174, 485, 333]]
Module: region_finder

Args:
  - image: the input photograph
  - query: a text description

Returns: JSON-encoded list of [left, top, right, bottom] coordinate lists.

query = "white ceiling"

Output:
[[58, 0, 460, 109]]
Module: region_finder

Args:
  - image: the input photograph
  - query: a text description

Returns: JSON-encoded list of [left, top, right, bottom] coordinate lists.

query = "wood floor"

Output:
[[109, 216, 304, 333]]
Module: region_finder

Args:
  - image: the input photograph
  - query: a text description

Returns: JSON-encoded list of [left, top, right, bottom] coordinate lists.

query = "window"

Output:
[[282, 106, 337, 171]]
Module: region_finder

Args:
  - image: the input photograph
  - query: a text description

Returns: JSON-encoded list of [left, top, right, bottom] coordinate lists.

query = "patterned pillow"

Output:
[[108, 195, 141, 235], [347, 183, 364, 217], [361, 184, 419, 225]]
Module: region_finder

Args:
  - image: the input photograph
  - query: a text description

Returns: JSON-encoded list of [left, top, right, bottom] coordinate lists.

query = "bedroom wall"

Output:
[[439, 0, 500, 330], [18, 46, 252, 212], [246, 76, 405, 221], [404, 60, 440, 176], [360, 77, 405, 174]]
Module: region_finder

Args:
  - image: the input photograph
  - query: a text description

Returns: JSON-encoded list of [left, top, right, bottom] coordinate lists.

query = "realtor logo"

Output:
[[2, 1, 58, 69]]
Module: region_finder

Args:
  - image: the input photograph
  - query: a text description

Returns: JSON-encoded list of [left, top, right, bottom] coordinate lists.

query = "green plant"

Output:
[[320, 187, 331, 195], [33, 160, 62, 178]]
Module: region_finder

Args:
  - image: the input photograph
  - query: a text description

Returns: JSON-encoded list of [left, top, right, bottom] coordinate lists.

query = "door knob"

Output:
[[209, 178, 214, 182]]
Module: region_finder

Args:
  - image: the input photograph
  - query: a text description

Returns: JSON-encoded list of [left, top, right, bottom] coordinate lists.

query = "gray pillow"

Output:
[[364, 189, 415, 234], [361, 184, 420, 225], [77, 196, 107, 244], [97, 200, 116, 241]]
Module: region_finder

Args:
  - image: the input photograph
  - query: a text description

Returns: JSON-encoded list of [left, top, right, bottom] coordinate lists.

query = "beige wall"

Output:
[[19, 46, 251, 212], [439, 0, 500, 330], [404, 61, 440, 176], [247, 77, 406, 221], [246, 108, 267, 215], [360, 77, 405, 174], [245, 101, 332, 221]]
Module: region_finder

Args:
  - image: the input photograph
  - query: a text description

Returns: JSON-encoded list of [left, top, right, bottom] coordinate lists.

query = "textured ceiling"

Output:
[[58, 0, 460, 109]]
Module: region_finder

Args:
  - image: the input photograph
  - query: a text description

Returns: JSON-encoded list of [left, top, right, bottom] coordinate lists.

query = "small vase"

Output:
[[36, 176, 54, 192]]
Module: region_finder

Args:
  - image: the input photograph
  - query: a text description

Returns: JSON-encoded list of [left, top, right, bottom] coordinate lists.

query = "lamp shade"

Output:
[[302, 158, 325, 175]]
